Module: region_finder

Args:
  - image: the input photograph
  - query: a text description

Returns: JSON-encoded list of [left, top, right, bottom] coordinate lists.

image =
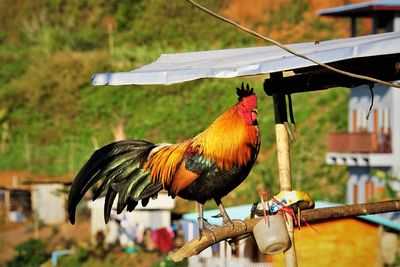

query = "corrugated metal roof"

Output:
[[319, 0, 400, 16], [92, 31, 400, 86], [182, 201, 400, 231]]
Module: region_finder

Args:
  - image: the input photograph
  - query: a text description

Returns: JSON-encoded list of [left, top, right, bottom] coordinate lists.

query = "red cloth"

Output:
[[152, 227, 174, 253]]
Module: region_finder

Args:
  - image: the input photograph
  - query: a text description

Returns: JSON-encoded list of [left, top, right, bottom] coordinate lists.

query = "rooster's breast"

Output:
[[177, 160, 255, 204]]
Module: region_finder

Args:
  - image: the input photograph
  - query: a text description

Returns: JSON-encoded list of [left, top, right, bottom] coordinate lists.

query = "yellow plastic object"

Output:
[[258, 191, 315, 213]]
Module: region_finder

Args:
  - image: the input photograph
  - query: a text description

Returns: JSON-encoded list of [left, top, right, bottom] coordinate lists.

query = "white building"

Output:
[[87, 191, 175, 239], [322, 1, 400, 206], [31, 183, 67, 225]]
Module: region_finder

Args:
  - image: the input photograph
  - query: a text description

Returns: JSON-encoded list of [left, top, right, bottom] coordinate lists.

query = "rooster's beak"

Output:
[[251, 108, 258, 124]]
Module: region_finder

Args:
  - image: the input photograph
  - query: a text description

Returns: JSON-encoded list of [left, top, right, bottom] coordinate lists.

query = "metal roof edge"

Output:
[[92, 31, 400, 86], [319, 0, 400, 16]]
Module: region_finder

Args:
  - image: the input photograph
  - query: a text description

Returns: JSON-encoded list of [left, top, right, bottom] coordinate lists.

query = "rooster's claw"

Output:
[[199, 227, 217, 243], [231, 219, 247, 230]]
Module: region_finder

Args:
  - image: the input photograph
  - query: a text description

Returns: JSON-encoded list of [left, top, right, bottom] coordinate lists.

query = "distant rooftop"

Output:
[[319, 0, 400, 17], [0, 170, 72, 190]]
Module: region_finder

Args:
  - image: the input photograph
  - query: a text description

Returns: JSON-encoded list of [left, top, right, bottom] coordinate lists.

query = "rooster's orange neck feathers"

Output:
[[192, 104, 259, 170]]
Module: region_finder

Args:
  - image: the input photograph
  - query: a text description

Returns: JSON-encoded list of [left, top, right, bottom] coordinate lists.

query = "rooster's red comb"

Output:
[[236, 83, 254, 101]]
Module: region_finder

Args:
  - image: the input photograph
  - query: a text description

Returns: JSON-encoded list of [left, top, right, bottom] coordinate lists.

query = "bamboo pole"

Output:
[[275, 124, 292, 191], [273, 91, 297, 267]]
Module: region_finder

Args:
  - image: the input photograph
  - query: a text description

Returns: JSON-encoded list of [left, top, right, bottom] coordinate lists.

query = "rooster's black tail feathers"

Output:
[[67, 140, 162, 224]]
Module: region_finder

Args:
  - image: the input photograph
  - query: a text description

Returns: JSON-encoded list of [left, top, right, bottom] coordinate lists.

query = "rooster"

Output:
[[68, 83, 260, 236]]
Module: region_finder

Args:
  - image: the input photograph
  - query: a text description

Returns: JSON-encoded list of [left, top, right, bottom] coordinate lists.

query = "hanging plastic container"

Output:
[[253, 214, 291, 255]]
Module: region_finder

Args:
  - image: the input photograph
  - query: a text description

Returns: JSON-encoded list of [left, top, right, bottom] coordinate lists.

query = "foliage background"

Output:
[[0, 0, 371, 210]]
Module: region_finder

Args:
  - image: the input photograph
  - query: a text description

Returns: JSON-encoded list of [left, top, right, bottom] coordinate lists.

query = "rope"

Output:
[[366, 84, 375, 120]]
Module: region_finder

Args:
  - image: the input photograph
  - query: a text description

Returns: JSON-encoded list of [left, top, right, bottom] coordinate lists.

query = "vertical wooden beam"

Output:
[[270, 73, 297, 267], [4, 190, 10, 222], [351, 16, 357, 37], [30, 186, 40, 239], [372, 12, 378, 34]]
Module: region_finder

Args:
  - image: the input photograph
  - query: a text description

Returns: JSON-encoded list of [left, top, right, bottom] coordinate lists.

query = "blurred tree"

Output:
[[7, 239, 48, 267], [8, 50, 109, 142]]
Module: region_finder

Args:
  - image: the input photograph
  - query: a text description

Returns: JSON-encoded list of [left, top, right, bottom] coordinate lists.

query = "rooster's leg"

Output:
[[197, 203, 216, 242], [212, 198, 232, 225], [197, 203, 207, 230], [213, 198, 247, 230]]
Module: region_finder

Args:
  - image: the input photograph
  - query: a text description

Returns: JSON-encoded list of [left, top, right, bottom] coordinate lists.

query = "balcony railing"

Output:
[[328, 132, 392, 153]]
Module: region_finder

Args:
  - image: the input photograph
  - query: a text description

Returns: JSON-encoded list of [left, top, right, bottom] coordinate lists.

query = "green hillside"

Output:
[[0, 0, 349, 208]]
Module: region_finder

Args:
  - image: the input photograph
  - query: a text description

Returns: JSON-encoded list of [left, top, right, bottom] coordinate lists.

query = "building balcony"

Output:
[[328, 132, 391, 153]]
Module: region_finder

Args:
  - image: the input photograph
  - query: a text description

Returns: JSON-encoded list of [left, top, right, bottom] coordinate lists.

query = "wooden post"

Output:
[[351, 16, 357, 37], [4, 190, 10, 222], [271, 73, 297, 267], [31, 187, 40, 239]]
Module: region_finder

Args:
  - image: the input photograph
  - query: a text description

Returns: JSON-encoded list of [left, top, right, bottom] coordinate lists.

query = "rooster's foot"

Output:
[[198, 216, 217, 242], [198, 227, 217, 243], [212, 212, 232, 226], [230, 219, 248, 231], [222, 219, 234, 230], [213, 213, 244, 230]]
